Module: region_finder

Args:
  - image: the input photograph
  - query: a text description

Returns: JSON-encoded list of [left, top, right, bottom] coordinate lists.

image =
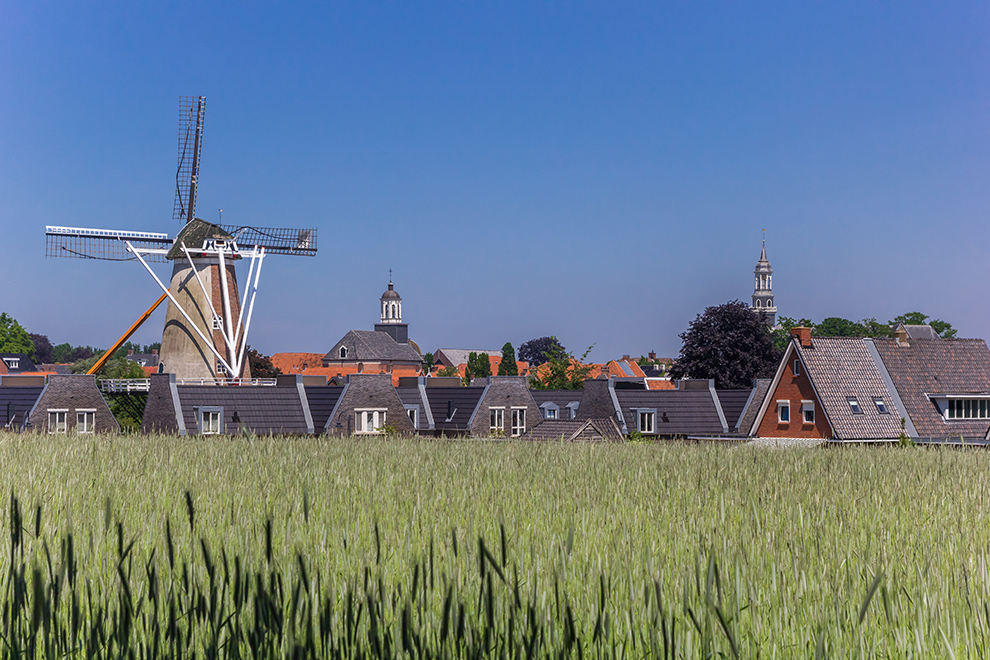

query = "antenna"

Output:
[[173, 96, 206, 225]]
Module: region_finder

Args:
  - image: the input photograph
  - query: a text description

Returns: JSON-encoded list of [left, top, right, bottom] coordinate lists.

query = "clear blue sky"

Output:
[[2, 2, 988, 361]]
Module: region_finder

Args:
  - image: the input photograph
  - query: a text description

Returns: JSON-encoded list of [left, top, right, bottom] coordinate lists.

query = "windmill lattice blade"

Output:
[[45, 226, 171, 263], [221, 225, 318, 256], [173, 96, 206, 225]]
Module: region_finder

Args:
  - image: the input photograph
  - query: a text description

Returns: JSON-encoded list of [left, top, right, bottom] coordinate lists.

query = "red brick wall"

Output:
[[755, 352, 833, 438]]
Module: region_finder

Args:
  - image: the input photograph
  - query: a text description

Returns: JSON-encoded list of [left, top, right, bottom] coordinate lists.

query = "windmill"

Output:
[[46, 96, 317, 381]]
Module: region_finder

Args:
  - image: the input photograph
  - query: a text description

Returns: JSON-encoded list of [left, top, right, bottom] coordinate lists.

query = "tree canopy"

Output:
[[28, 333, 53, 364], [669, 300, 781, 389], [529, 344, 595, 390], [497, 342, 518, 376], [889, 312, 956, 338], [465, 351, 492, 382], [518, 336, 565, 366], [247, 347, 282, 378], [0, 313, 34, 356], [772, 312, 956, 350]]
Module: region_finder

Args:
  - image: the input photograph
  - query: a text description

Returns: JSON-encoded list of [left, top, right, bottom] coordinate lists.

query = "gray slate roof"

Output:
[[736, 379, 771, 435], [325, 330, 422, 364], [716, 390, 752, 431], [304, 386, 344, 431], [434, 349, 501, 367], [0, 354, 37, 374], [873, 338, 990, 440], [525, 418, 622, 442], [424, 387, 485, 434], [795, 337, 904, 440], [0, 387, 44, 429], [177, 385, 311, 435], [613, 389, 727, 436]]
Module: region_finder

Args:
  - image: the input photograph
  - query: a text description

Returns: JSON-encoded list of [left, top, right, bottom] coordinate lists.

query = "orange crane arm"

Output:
[[87, 292, 169, 375]]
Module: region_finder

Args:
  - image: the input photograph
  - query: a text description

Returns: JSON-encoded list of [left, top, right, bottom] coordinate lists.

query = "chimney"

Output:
[[648, 351, 656, 361], [893, 325, 910, 347], [791, 327, 812, 348], [152, 348, 158, 356], [622, 355, 630, 361], [127, 349, 134, 356]]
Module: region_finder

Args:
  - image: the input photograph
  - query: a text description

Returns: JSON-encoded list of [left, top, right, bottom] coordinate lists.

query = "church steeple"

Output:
[[374, 273, 410, 344], [751, 237, 776, 325]]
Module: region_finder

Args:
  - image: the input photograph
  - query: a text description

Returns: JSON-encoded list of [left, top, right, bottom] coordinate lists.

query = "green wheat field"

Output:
[[0, 433, 988, 658]]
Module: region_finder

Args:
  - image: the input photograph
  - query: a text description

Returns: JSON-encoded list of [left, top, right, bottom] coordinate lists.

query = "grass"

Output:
[[0, 433, 989, 657]]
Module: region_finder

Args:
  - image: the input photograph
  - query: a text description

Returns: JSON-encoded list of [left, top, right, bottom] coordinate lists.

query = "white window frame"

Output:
[[566, 402, 580, 419], [199, 407, 223, 435], [355, 408, 387, 434], [48, 409, 68, 434], [777, 401, 790, 423], [635, 408, 656, 434], [793, 360, 801, 376], [212, 314, 223, 331], [339, 346, 347, 359], [848, 397, 862, 415], [873, 398, 889, 414], [802, 401, 815, 424], [490, 407, 505, 433], [4, 357, 19, 370], [404, 405, 419, 429], [540, 402, 559, 420], [510, 407, 526, 437], [76, 409, 96, 434]]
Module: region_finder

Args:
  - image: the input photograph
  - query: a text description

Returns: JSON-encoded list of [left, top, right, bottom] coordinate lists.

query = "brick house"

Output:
[[27, 374, 119, 434]]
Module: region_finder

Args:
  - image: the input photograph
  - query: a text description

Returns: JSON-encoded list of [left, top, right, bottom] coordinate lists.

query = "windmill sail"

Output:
[[45, 226, 171, 262], [221, 225, 318, 256], [173, 96, 206, 225]]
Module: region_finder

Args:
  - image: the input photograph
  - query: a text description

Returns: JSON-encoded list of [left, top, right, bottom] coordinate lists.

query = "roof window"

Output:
[[874, 398, 889, 414], [848, 398, 862, 415]]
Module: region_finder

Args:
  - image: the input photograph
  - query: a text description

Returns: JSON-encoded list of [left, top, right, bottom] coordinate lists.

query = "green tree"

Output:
[[436, 365, 459, 378], [497, 342, 518, 376], [464, 351, 492, 384], [71, 356, 146, 379], [28, 333, 53, 364], [669, 301, 780, 389], [247, 347, 282, 378], [529, 344, 595, 390], [518, 336, 566, 366], [0, 313, 35, 355], [423, 352, 435, 374], [815, 317, 869, 337], [890, 312, 956, 338]]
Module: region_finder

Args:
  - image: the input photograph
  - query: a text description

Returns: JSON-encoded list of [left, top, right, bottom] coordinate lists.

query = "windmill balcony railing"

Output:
[[99, 379, 152, 393]]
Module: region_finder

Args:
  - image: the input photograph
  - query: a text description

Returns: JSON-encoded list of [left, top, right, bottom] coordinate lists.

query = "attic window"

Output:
[[874, 398, 889, 414], [339, 347, 347, 359], [802, 401, 815, 424], [792, 360, 800, 376], [3, 358, 18, 370], [848, 398, 863, 415]]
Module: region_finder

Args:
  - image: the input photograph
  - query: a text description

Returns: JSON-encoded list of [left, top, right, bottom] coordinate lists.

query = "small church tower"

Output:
[[751, 239, 776, 325], [374, 277, 409, 344]]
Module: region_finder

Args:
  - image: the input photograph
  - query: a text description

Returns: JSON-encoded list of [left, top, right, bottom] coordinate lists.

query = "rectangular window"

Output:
[[490, 407, 505, 433], [848, 398, 862, 414], [802, 401, 815, 424], [356, 409, 386, 434], [510, 408, 526, 437], [201, 409, 222, 435], [405, 406, 418, 429], [543, 407, 558, 420], [793, 360, 801, 376], [777, 401, 790, 423], [638, 410, 656, 434], [874, 398, 889, 414], [76, 410, 96, 434], [48, 410, 67, 434], [4, 358, 19, 370], [212, 315, 223, 330]]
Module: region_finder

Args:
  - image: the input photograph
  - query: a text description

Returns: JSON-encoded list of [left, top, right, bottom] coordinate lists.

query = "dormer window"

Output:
[[3, 358, 18, 370], [339, 346, 347, 359]]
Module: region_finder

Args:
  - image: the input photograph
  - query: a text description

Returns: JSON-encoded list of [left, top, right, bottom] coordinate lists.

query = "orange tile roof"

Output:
[[271, 352, 326, 374], [646, 379, 675, 390], [273, 360, 424, 386]]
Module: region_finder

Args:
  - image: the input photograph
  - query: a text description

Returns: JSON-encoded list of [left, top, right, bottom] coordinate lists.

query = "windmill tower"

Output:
[[46, 96, 317, 381]]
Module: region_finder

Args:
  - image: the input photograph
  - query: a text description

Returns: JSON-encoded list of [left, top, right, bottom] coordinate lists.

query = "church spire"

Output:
[[750, 236, 776, 325]]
